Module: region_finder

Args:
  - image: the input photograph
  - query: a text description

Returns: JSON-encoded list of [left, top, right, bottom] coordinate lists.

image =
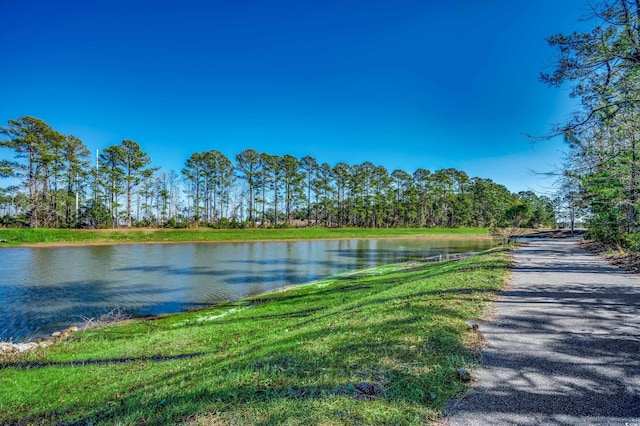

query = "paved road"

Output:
[[445, 239, 640, 426]]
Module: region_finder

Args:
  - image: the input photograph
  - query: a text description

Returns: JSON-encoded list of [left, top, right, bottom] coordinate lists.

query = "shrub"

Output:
[[623, 232, 640, 251]]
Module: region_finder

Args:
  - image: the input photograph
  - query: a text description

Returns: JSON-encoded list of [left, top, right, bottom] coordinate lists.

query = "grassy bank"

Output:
[[0, 248, 510, 425], [0, 227, 490, 246]]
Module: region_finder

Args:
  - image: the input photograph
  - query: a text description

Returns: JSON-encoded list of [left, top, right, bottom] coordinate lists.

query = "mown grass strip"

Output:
[[0, 248, 510, 425], [0, 227, 490, 246]]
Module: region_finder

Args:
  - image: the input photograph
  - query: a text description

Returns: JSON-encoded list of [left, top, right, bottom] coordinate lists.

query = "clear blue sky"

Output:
[[0, 0, 592, 195]]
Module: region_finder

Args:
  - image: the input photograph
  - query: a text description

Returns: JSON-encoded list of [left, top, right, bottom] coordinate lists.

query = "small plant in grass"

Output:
[[76, 307, 133, 330]]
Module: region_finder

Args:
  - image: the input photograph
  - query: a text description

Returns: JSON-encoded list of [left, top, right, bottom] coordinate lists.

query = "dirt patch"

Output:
[[518, 229, 587, 239], [579, 240, 640, 274]]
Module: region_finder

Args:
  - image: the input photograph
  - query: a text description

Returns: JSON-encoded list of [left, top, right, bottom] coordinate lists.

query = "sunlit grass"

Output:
[[0, 227, 491, 246], [0, 248, 510, 425]]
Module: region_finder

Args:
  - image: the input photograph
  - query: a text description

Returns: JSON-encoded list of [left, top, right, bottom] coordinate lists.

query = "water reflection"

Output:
[[0, 238, 495, 342]]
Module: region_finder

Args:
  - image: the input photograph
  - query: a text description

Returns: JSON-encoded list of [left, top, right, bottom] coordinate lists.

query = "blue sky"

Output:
[[1, 0, 591, 194]]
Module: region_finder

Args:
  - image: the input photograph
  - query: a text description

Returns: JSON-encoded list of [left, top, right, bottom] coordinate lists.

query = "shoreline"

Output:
[[1, 247, 494, 347], [6, 233, 495, 248]]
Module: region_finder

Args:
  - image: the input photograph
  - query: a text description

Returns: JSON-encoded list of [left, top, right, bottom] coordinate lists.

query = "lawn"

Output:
[[0, 227, 491, 246]]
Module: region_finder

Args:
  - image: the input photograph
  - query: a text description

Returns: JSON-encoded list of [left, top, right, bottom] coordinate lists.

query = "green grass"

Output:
[[0, 248, 510, 425], [0, 227, 490, 246]]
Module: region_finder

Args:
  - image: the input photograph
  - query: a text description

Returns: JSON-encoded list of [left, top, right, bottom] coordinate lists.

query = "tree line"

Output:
[[542, 0, 640, 248], [0, 116, 555, 229]]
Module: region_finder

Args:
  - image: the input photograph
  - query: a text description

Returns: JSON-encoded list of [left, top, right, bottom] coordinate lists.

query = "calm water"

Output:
[[0, 238, 495, 342]]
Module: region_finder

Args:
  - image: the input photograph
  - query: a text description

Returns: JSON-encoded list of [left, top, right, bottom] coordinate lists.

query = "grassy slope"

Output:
[[0, 249, 510, 425], [0, 227, 490, 246]]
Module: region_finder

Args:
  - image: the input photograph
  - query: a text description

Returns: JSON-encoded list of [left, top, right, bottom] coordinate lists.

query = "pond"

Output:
[[1, 238, 496, 342]]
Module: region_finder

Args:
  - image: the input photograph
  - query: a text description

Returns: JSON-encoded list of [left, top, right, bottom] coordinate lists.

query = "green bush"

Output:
[[166, 217, 188, 228], [78, 201, 112, 229], [623, 232, 640, 251]]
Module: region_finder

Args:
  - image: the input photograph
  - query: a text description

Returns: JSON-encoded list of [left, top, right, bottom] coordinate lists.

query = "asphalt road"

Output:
[[445, 239, 640, 426]]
